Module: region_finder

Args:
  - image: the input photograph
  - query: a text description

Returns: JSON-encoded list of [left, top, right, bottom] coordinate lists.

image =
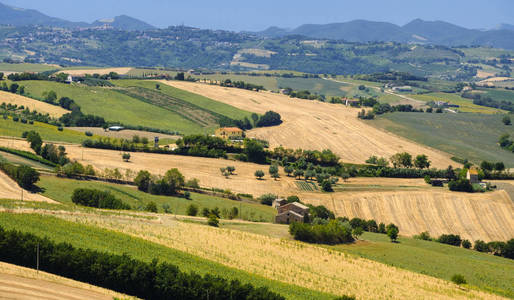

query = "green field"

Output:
[[0, 212, 331, 300], [16, 80, 207, 134], [371, 112, 514, 167], [38, 175, 276, 222], [477, 88, 514, 104], [0, 117, 94, 143], [0, 63, 60, 73]]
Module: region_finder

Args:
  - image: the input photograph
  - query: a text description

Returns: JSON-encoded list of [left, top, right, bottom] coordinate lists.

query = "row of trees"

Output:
[[414, 232, 514, 259], [24, 131, 69, 165], [0, 161, 39, 189], [134, 169, 185, 196], [0, 226, 284, 299]]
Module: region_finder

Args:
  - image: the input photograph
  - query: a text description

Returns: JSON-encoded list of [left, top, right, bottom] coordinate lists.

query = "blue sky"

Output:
[[2, 0, 513, 31]]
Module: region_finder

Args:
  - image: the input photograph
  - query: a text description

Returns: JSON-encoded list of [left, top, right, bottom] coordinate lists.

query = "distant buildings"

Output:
[[215, 127, 244, 140], [466, 169, 480, 184], [275, 201, 309, 224]]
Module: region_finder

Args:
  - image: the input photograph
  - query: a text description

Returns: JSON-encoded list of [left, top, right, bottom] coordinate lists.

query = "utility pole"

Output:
[[21, 189, 23, 201], [36, 243, 39, 273]]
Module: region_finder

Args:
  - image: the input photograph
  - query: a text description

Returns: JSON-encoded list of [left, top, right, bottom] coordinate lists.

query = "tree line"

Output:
[[72, 188, 131, 210], [0, 226, 284, 300], [24, 131, 69, 165]]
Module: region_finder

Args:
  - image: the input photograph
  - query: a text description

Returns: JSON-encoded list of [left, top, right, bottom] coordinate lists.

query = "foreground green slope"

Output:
[[17, 81, 205, 134], [371, 112, 514, 167], [0, 213, 333, 300]]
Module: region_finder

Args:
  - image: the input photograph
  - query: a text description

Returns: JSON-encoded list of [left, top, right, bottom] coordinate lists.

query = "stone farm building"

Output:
[[275, 202, 309, 224], [215, 127, 244, 140]]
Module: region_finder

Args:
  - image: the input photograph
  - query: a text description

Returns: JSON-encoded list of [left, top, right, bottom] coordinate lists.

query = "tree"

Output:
[[134, 170, 151, 192], [293, 169, 304, 179], [186, 204, 198, 216], [503, 115, 512, 125], [480, 161, 494, 172], [163, 168, 185, 194], [141, 137, 149, 145], [44, 90, 57, 103], [18, 86, 24, 95], [9, 83, 19, 94], [16, 165, 40, 189], [132, 135, 141, 144], [474, 240, 489, 252], [287, 195, 300, 203], [155, 83, 160, 90], [451, 274, 467, 285], [352, 227, 364, 239], [269, 165, 279, 180], [462, 239, 472, 249], [207, 215, 219, 227], [386, 224, 399, 242], [220, 167, 230, 178], [494, 162, 505, 173], [448, 179, 473, 193], [258, 193, 277, 206], [446, 165, 457, 181], [122, 152, 131, 162], [321, 179, 333, 192], [284, 165, 294, 176], [378, 222, 386, 234], [414, 154, 430, 169], [390, 152, 412, 168], [244, 139, 266, 164], [175, 72, 185, 81], [254, 170, 264, 180]]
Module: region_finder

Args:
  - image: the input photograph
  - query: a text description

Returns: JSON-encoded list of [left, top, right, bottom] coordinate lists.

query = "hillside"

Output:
[[159, 80, 456, 168], [0, 90, 69, 118], [91, 15, 156, 31]]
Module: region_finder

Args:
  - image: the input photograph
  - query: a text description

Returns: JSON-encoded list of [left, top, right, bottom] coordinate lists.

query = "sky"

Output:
[[2, 0, 513, 31]]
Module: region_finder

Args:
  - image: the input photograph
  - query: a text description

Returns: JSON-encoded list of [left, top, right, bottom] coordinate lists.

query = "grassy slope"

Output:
[[333, 232, 514, 298], [16, 81, 205, 134], [38, 175, 276, 222], [0, 213, 332, 300], [478, 88, 514, 104], [113, 80, 254, 120], [224, 222, 514, 298], [371, 112, 514, 167], [0, 117, 92, 143]]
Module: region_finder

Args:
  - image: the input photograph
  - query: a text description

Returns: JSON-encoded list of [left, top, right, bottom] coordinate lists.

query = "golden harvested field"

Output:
[[58, 67, 132, 76], [303, 189, 514, 242], [0, 91, 69, 118], [54, 211, 502, 300], [0, 262, 133, 300], [159, 81, 456, 168], [0, 170, 57, 203], [0, 137, 511, 242]]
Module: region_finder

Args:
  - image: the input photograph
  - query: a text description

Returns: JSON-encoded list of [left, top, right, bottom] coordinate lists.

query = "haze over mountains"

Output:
[[1, 1, 514, 48]]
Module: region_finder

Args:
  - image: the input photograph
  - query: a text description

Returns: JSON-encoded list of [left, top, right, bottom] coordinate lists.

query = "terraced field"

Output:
[[159, 80, 457, 168]]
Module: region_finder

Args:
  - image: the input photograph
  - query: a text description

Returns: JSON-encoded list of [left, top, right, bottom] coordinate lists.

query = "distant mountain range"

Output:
[[255, 19, 514, 49], [0, 2, 155, 31]]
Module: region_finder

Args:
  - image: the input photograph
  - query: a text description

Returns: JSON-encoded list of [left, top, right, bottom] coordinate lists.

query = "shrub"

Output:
[[201, 207, 210, 217], [185, 178, 200, 189], [85, 131, 93, 137], [321, 179, 333, 192], [386, 224, 399, 242], [207, 215, 219, 227], [414, 231, 432, 241], [145, 201, 158, 213], [71, 188, 130, 210], [57, 126, 63, 131], [451, 274, 467, 285], [462, 239, 472, 249], [474, 240, 489, 252], [122, 152, 131, 162], [437, 234, 462, 247], [12, 116, 19, 122], [286, 195, 300, 203], [448, 179, 473, 192], [186, 204, 198, 216], [255, 170, 265, 179], [184, 191, 191, 200]]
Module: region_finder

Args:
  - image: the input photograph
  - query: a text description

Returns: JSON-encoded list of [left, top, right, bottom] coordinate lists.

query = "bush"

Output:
[[474, 240, 489, 252], [462, 239, 472, 249], [184, 191, 191, 199], [255, 170, 265, 179], [145, 201, 158, 213], [451, 274, 467, 285], [85, 131, 93, 137], [437, 234, 462, 247], [207, 215, 219, 227], [286, 195, 300, 203], [71, 188, 130, 210], [185, 178, 200, 189], [448, 179, 473, 192], [0, 226, 284, 300], [414, 231, 432, 241], [386, 224, 399, 242], [122, 152, 131, 162], [57, 126, 63, 131], [186, 204, 198, 216]]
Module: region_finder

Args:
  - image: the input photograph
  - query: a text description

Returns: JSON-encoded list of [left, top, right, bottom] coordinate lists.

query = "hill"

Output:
[[91, 15, 156, 31], [256, 19, 514, 49], [0, 2, 87, 28]]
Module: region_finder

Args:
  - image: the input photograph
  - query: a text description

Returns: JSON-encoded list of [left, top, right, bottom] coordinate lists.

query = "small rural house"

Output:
[[275, 202, 309, 224], [467, 168, 480, 184], [215, 127, 244, 140]]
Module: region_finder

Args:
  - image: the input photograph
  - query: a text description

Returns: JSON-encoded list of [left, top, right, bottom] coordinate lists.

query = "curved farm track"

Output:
[[160, 80, 457, 168]]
